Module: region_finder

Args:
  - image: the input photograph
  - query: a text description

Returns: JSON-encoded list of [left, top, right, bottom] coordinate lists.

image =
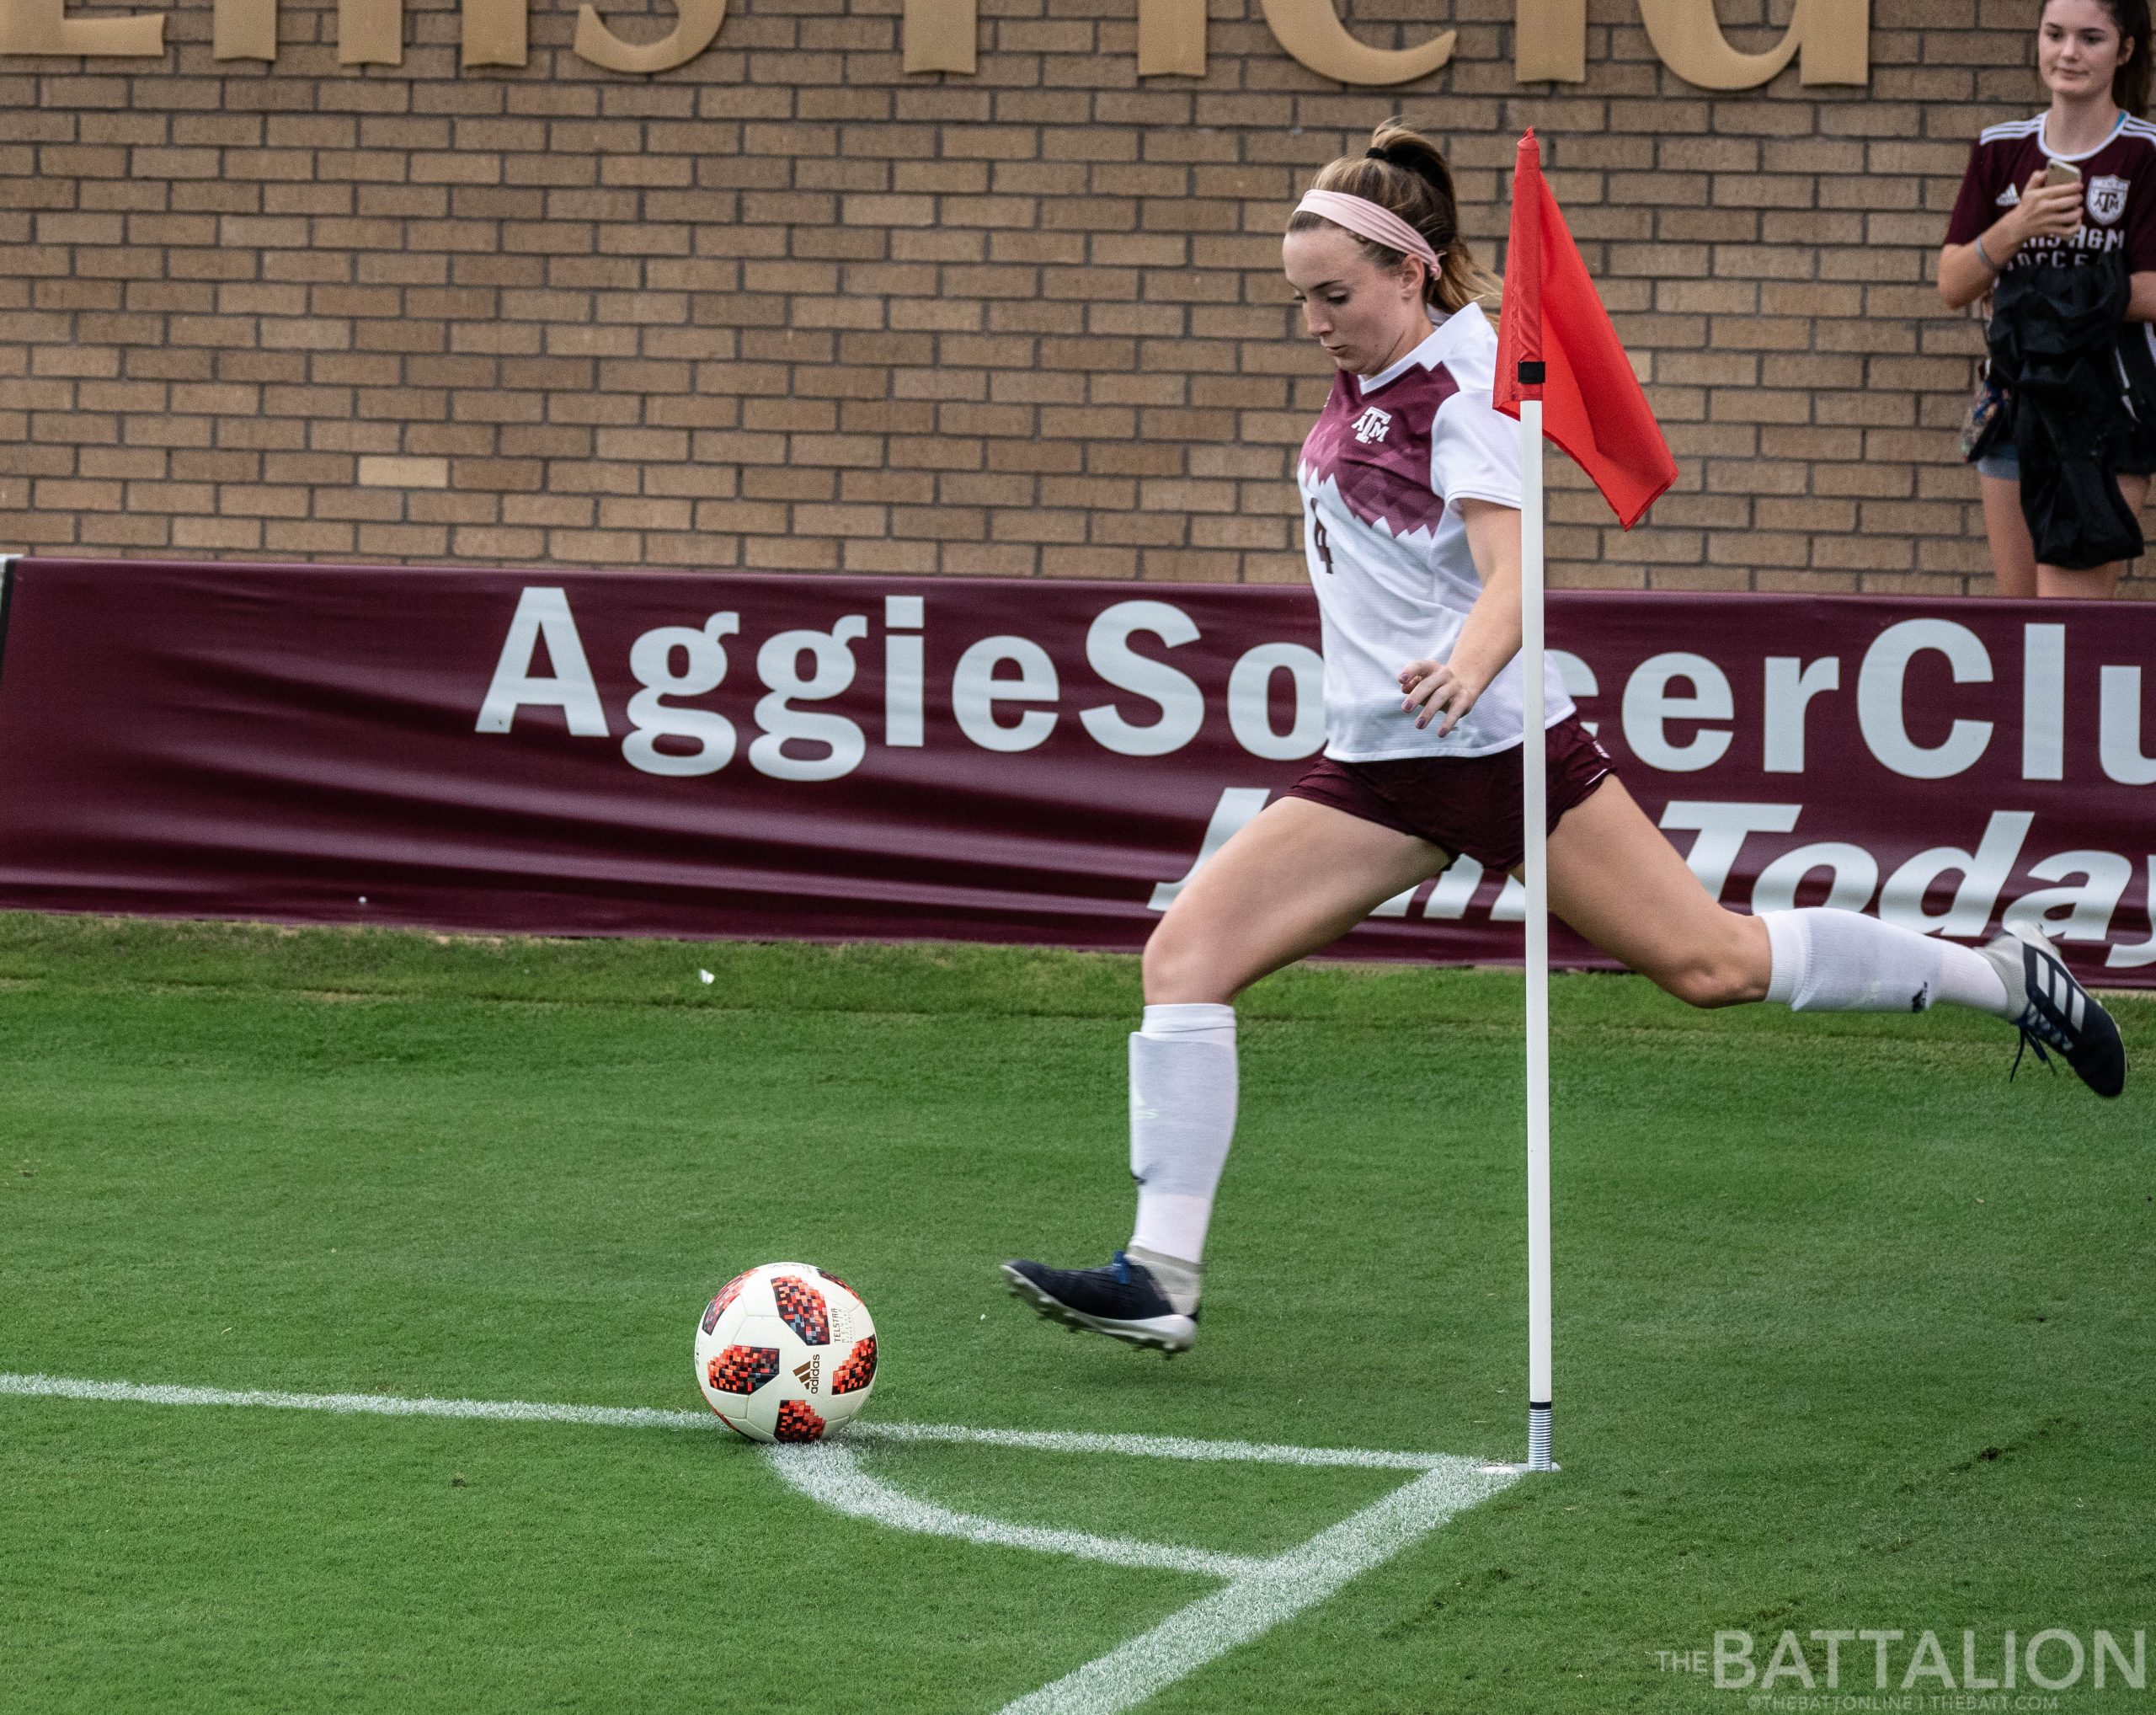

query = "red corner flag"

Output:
[[1494, 131, 1675, 530]]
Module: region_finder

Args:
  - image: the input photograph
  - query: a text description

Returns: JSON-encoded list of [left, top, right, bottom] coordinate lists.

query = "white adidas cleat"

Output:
[[1979, 929, 2126, 1099]]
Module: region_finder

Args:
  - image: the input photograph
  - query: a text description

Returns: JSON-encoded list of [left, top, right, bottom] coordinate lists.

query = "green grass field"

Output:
[[2, 913, 2150, 1712]]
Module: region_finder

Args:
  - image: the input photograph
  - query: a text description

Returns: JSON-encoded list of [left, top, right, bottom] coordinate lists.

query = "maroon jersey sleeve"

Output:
[[1945, 139, 2001, 248], [2122, 139, 2156, 271]]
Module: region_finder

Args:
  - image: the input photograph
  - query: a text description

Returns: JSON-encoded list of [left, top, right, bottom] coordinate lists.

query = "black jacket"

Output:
[[1987, 254, 2145, 570]]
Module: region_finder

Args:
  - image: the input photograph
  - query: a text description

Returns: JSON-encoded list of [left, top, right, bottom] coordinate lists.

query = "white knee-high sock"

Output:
[[1761, 908, 2009, 1016], [1127, 1002, 1236, 1281]]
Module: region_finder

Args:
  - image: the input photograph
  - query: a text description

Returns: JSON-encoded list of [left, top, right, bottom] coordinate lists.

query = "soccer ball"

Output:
[[694, 1261, 878, 1444]]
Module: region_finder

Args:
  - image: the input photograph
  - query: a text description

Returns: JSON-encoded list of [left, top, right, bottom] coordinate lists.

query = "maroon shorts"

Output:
[[1284, 716, 1615, 872]]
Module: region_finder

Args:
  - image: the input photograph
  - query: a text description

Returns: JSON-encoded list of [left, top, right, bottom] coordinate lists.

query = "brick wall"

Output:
[[3, 0, 2145, 595]]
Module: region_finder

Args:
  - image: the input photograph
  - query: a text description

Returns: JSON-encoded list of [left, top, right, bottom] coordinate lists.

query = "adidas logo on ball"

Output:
[[793, 1356, 821, 1393]]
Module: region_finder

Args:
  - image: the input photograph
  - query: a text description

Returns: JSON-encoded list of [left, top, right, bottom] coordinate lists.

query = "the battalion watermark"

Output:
[[1652, 1627, 2146, 1705]]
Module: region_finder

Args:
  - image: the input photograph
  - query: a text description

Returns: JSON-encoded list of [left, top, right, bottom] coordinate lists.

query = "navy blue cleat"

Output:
[[1981, 930, 2126, 1099], [1001, 1250, 1198, 1355]]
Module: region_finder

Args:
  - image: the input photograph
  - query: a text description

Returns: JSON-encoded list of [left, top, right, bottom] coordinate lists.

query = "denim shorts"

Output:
[[1975, 441, 2020, 481]]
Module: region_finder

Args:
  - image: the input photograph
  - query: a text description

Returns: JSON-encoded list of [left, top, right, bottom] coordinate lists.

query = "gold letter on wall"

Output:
[[1259, 0, 1453, 87], [578, 0, 728, 70], [575, 0, 723, 72], [1514, 0, 1583, 82], [1636, 0, 1866, 87], [0, 0, 163, 54], [339, 0, 402, 63], [903, 0, 974, 72], [462, 0, 525, 67], [1139, 0, 1203, 76], [212, 0, 273, 58], [215, 0, 520, 64]]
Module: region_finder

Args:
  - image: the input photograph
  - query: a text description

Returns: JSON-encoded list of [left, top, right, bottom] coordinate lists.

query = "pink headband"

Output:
[[1294, 189, 1444, 275]]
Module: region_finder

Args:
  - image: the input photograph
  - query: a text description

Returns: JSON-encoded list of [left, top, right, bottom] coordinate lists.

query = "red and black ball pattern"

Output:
[[702, 1269, 753, 1335], [771, 1275, 830, 1346], [830, 1336, 878, 1395], [706, 1344, 781, 1396], [774, 1399, 827, 1443]]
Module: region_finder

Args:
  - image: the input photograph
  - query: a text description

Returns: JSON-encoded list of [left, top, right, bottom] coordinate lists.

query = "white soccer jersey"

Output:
[[1294, 310, 1573, 761]]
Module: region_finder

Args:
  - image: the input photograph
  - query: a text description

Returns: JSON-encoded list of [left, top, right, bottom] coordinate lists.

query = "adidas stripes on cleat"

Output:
[[1980, 929, 2127, 1099], [1001, 1251, 1198, 1355]]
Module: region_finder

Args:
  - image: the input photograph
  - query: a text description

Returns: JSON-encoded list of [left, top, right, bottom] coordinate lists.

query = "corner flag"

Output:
[[1480, 132, 1673, 1479], [1493, 130, 1676, 529]]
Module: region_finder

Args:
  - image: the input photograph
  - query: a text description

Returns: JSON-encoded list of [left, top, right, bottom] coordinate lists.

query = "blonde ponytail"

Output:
[[1287, 120, 1501, 315]]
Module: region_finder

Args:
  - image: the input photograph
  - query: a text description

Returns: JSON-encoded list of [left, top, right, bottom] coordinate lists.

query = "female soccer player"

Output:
[[1939, 0, 2156, 596], [1005, 122, 2128, 1355]]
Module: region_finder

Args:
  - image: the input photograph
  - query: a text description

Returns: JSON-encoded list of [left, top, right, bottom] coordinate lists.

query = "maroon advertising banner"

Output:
[[0, 557, 2152, 985]]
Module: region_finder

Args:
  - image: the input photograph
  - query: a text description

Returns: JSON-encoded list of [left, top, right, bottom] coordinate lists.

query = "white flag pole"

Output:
[[1518, 371, 1556, 1475]]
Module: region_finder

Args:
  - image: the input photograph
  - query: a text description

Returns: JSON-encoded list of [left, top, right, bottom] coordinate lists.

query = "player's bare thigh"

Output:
[[1534, 775, 1771, 1009], [1143, 796, 1449, 1006]]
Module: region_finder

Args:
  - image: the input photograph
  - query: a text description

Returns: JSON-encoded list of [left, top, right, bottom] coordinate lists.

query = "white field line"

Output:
[[0, 1372, 1445, 1469], [846, 1419, 1444, 1471], [2, 1371, 1515, 1715], [765, 1442, 1263, 1579], [0, 1371, 715, 1430], [998, 1458, 1515, 1715]]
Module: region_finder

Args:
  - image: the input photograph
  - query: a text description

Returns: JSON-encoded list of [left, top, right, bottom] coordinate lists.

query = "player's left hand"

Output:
[[1398, 659, 1480, 735]]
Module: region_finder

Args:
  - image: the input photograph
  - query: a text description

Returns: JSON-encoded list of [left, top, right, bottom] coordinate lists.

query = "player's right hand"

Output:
[[2012, 171, 2085, 241], [1398, 658, 1480, 737]]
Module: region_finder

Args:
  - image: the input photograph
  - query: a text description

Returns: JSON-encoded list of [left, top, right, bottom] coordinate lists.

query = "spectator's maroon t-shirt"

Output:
[[1947, 113, 2156, 274]]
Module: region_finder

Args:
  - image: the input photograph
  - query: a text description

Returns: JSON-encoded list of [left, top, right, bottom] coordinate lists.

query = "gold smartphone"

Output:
[[2045, 158, 2084, 189]]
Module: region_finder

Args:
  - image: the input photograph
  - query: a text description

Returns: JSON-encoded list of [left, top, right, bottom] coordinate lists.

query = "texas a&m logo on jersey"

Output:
[[1299, 362, 1460, 543], [2088, 173, 2130, 225]]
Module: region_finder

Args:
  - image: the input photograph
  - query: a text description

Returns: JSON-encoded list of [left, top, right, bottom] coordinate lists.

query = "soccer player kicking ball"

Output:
[[1002, 122, 2128, 1356]]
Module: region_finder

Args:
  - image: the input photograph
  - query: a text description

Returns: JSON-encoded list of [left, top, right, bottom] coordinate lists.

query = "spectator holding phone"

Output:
[[1940, 0, 2156, 598]]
